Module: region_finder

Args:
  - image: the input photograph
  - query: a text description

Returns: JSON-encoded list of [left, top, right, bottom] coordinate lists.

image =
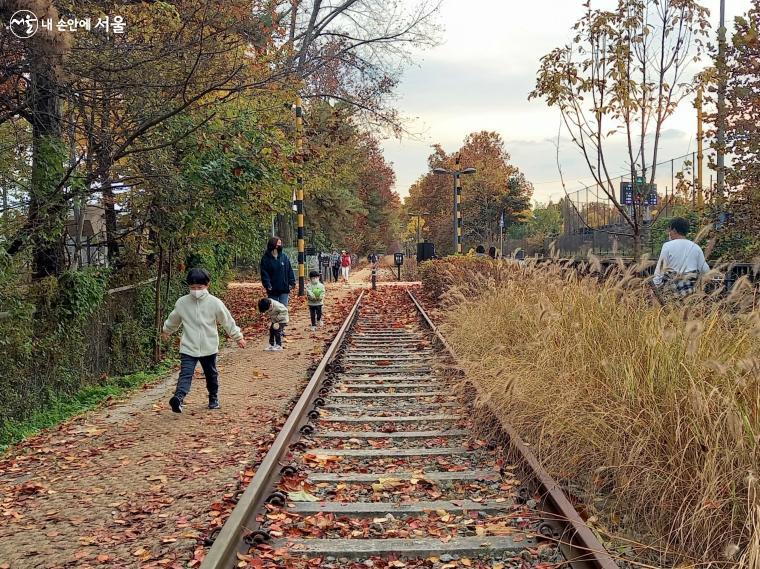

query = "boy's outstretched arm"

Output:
[[216, 301, 246, 348], [162, 302, 182, 339]]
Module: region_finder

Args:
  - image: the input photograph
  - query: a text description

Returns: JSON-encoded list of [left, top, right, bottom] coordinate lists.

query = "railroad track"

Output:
[[201, 289, 618, 569]]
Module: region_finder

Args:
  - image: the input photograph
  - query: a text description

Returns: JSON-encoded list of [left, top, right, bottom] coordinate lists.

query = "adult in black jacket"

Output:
[[260, 236, 295, 306]]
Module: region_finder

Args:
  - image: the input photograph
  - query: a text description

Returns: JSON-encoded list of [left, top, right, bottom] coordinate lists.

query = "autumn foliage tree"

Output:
[[0, 0, 436, 425], [457, 132, 532, 247], [0, 0, 440, 275], [406, 132, 533, 256], [722, 0, 760, 255]]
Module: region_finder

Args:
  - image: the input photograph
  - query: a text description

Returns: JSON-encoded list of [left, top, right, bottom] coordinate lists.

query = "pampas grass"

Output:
[[425, 258, 760, 567]]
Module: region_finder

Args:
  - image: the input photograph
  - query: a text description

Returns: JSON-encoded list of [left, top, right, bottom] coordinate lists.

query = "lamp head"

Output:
[[432, 167, 450, 175], [461, 167, 477, 175]]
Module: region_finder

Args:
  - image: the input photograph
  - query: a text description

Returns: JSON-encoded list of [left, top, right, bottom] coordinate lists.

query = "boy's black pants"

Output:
[[269, 323, 283, 346], [309, 305, 323, 326], [176, 353, 218, 401], [331, 266, 339, 281]]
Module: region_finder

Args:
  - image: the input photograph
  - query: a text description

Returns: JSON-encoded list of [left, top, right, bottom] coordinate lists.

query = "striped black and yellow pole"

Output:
[[454, 155, 463, 254], [295, 95, 305, 296]]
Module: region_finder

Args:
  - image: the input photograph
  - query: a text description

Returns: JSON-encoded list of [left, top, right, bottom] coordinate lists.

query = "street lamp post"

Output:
[[716, 0, 727, 202], [433, 157, 476, 255]]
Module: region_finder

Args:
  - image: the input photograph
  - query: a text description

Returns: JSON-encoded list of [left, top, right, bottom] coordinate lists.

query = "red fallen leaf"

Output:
[[375, 360, 392, 366]]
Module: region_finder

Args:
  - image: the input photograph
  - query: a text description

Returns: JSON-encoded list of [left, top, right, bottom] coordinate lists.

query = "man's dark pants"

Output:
[[175, 353, 219, 401]]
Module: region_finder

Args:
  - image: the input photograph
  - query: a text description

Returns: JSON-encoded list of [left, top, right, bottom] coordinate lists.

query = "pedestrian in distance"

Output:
[[162, 268, 246, 414], [652, 217, 711, 299], [476, 245, 486, 257], [331, 250, 341, 282], [488, 246, 497, 259], [340, 250, 352, 282], [306, 270, 326, 331], [260, 236, 295, 307], [258, 297, 289, 351], [320, 253, 331, 283]]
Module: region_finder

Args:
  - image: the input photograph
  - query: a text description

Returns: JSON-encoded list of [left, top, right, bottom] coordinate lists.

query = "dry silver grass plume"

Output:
[[693, 223, 713, 244], [704, 359, 731, 376], [685, 319, 705, 355], [587, 252, 602, 274], [661, 326, 679, 343], [722, 542, 741, 561]]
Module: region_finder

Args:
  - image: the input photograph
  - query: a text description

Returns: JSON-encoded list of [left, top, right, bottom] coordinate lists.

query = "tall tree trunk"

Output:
[[153, 243, 164, 364], [28, 65, 65, 278], [99, 87, 120, 265], [633, 230, 642, 263]]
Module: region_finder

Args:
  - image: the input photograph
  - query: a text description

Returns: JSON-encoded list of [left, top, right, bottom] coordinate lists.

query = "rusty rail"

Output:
[[200, 291, 364, 569], [407, 289, 620, 569]]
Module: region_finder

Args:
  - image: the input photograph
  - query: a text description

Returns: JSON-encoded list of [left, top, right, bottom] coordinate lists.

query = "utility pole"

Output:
[[716, 0, 727, 203], [696, 85, 705, 208], [454, 154, 462, 255], [295, 95, 305, 296], [433, 161, 476, 256]]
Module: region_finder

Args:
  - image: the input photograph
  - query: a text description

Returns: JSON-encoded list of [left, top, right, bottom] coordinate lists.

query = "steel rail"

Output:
[[407, 289, 620, 569], [200, 290, 364, 569]]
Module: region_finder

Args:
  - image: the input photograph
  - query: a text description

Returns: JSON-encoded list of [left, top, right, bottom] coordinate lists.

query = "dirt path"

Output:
[[0, 282, 359, 569]]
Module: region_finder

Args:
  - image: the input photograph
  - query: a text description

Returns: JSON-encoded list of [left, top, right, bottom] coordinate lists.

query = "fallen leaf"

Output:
[[287, 490, 318, 502]]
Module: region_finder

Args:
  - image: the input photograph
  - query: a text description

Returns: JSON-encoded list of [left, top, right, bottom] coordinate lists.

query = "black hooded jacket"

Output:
[[260, 250, 295, 294]]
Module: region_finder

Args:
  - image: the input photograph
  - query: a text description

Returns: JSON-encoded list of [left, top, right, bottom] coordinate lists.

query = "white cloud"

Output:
[[384, 0, 753, 204]]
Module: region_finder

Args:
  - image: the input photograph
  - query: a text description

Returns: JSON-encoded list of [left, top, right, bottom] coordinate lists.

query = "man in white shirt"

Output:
[[652, 217, 710, 298]]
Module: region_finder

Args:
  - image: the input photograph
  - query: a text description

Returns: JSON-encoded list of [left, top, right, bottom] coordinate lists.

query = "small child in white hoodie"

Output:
[[257, 297, 289, 351], [162, 268, 246, 413]]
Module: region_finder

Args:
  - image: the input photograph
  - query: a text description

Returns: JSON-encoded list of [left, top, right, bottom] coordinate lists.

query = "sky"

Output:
[[382, 0, 753, 204]]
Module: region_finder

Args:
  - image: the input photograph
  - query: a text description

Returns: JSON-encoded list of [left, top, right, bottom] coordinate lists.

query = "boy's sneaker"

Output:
[[169, 395, 183, 414], [310, 325, 317, 332], [264, 345, 275, 351], [208, 399, 220, 410], [273, 345, 283, 351]]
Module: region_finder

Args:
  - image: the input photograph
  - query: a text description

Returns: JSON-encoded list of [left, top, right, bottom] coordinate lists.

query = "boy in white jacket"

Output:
[[162, 268, 246, 413]]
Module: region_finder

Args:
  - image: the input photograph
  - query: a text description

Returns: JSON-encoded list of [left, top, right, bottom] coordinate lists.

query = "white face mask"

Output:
[[311, 279, 319, 285], [190, 288, 208, 299]]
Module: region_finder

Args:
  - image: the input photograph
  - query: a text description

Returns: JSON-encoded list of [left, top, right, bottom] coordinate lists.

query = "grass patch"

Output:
[[422, 256, 760, 568], [0, 359, 177, 452]]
